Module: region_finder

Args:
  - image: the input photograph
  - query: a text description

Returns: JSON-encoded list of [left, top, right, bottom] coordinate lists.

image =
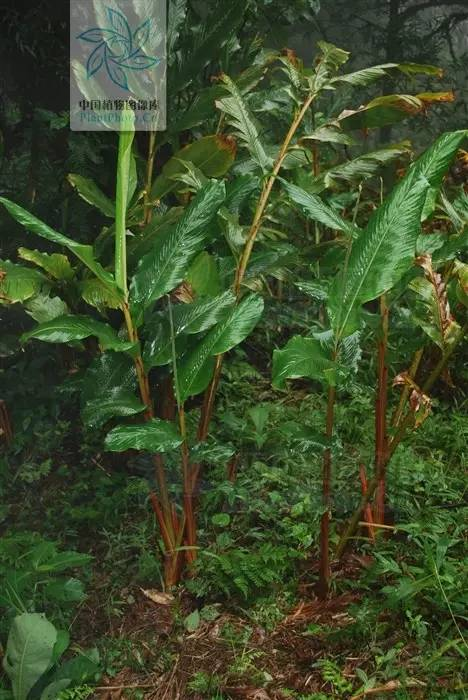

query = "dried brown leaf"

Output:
[[140, 588, 175, 606]]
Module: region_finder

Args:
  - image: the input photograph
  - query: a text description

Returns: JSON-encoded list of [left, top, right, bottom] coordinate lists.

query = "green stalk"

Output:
[[115, 106, 135, 296], [143, 131, 157, 225], [197, 90, 317, 443], [114, 112, 175, 560], [168, 295, 197, 565]]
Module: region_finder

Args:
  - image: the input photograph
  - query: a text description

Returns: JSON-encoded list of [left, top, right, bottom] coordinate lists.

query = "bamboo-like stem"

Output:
[[197, 91, 317, 447], [335, 322, 467, 559], [179, 405, 196, 565], [115, 121, 176, 568], [143, 131, 157, 225], [234, 92, 316, 296], [317, 382, 337, 599], [360, 464, 376, 541], [121, 303, 174, 542], [374, 294, 389, 525], [167, 294, 197, 566], [0, 400, 13, 445]]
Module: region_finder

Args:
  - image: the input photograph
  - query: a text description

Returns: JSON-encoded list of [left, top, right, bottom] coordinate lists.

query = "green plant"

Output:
[[273, 129, 467, 595], [0, 534, 91, 622], [2, 613, 100, 700], [2, 38, 465, 596], [0, 109, 263, 586], [187, 671, 224, 697]]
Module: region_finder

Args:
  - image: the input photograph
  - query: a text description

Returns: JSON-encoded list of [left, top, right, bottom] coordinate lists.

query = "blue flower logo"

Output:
[[77, 7, 160, 91]]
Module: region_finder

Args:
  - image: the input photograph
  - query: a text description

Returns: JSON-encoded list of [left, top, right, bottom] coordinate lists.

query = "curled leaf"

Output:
[[393, 372, 432, 428]]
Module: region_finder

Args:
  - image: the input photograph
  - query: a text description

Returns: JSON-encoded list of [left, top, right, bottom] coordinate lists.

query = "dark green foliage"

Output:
[[0, 4, 467, 699]]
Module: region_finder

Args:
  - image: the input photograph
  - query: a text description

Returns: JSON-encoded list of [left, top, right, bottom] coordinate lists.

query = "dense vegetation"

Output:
[[0, 2, 467, 699]]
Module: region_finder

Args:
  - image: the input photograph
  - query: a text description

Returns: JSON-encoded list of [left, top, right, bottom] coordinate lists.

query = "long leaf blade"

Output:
[[22, 314, 134, 352], [281, 180, 359, 237], [105, 419, 182, 453], [178, 294, 264, 402], [216, 75, 272, 173], [329, 130, 468, 340], [130, 180, 226, 311], [0, 197, 121, 298]]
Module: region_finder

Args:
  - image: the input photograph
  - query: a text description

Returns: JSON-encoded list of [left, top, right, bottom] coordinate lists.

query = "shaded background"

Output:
[[0, 0, 466, 259]]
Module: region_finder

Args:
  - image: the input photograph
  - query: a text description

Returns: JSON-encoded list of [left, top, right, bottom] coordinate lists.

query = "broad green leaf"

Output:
[[22, 315, 134, 352], [131, 180, 226, 311], [0, 260, 47, 304], [178, 295, 264, 401], [405, 130, 467, 190], [18, 248, 74, 280], [105, 419, 182, 453], [80, 353, 140, 425], [338, 93, 455, 131], [319, 143, 412, 188], [33, 550, 91, 572], [25, 295, 69, 323], [279, 422, 330, 454], [186, 252, 221, 297], [81, 353, 137, 407], [151, 136, 236, 201], [45, 648, 100, 687], [317, 41, 350, 71], [281, 180, 359, 237], [301, 126, 356, 146], [40, 680, 71, 700], [80, 278, 122, 310], [329, 130, 468, 340], [44, 578, 86, 603], [314, 41, 350, 88], [168, 160, 209, 193], [211, 513, 231, 527], [184, 609, 200, 632], [143, 320, 186, 369], [224, 175, 259, 215], [171, 291, 235, 335], [190, 441, 235, 465], [3, 613, 57, 700], [243, 246, 297, 287], [296, 144, 412, 196], [216, 75, 272, 173], [143, 293, 234, 369], [272, 336, 337, 389], [330, 62, 442, 87], [67, 174, 115, 218], [115, 109, 135, 293], [0, 198, 121, 299], [51, 630, 70, 666], [295, 280, 329, 301], [127, 207, 183, 264], [54, 630, 70, 664], [82, 392, 146, 429], [0, 571, 32, 613]]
